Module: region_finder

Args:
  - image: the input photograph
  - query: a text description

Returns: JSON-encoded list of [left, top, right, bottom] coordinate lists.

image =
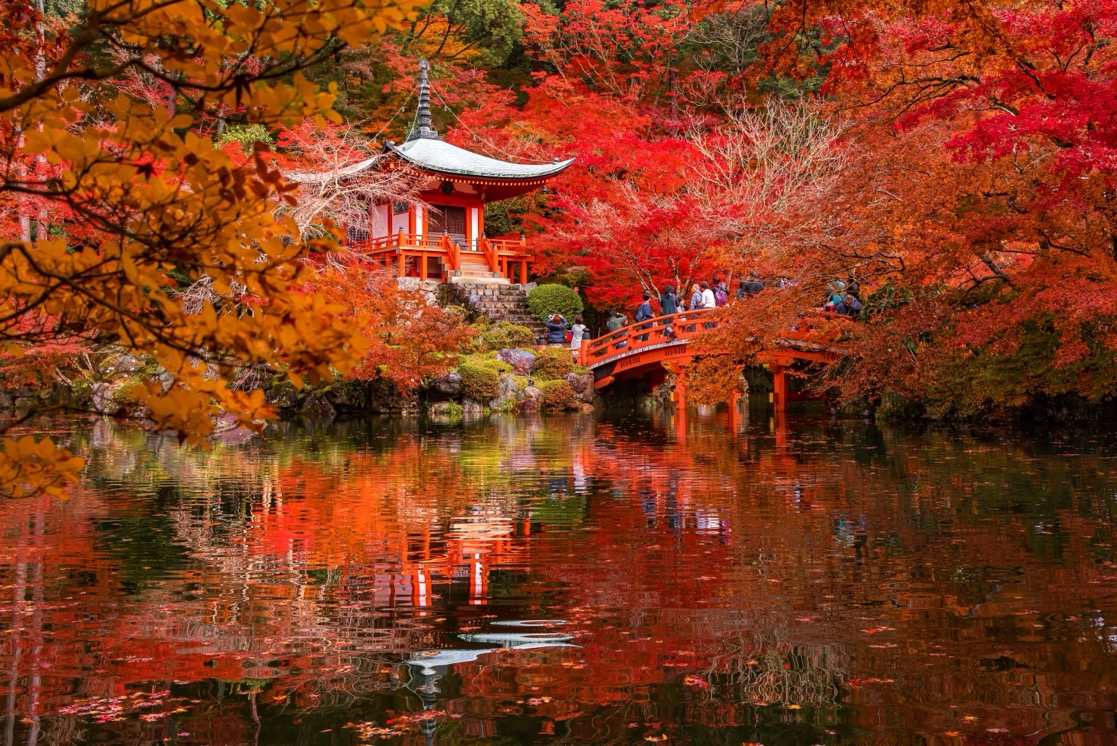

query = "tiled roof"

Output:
[[388, 138, 574, 180]]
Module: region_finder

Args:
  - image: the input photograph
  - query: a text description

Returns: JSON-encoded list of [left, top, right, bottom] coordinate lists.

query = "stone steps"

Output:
[[443, 282, 547, 339]]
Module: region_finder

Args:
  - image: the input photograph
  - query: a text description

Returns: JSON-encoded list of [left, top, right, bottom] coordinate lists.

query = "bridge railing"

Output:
[[575, 308, 719, 368]]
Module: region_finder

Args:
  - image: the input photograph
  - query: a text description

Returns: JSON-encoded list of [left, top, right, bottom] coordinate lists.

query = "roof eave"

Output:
[[385, 143, 575, 182]]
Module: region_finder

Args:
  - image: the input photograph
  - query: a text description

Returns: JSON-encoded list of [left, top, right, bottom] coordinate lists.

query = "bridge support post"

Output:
[[771, 365, 788, 417]]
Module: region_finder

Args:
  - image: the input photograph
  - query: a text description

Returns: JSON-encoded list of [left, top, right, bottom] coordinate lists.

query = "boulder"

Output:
[[101, 350, 144, 377], [368, 378, 416, 414], [324, 381, 366, 412], [300, 393, 336, 422], [154, 368, 176, 393], [266, 380, 301, 410], [210, 412, 258, 444], [91, 382, 122, 414], [564, 372, 595, 403], [517, 386, 543, 414], [489, 374, 519, 412], [427, 401, 462, 418], [461, 399, 484, 416], [429, 371, 463, 400], [497, 348, 536, 375]]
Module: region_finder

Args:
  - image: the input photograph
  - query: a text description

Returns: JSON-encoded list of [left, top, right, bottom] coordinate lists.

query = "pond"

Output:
[[3, 409, 1117, 744]]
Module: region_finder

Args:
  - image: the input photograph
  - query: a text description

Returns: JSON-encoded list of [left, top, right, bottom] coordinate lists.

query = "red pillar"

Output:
[[772, 365, 788, 417], [673, 369, 688, 444]]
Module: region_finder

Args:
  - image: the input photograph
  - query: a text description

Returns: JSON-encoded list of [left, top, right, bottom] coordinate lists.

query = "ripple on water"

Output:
[[1, 413, 1117, 743]]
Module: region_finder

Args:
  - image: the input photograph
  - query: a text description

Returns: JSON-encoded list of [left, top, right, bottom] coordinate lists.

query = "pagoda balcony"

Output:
[[347, 229, 533, 284]]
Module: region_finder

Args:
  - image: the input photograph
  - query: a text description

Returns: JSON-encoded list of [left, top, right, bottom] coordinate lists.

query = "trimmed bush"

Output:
[[215, 123, 274, 153], [531, 347, 574, 381], [458, 364, 500, 402], [539, 379, 578, 411], [527, 284, 583, 323], [480, 322, 537, 352]]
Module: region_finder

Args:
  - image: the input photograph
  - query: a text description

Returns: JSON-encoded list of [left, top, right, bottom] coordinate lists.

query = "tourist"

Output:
[[824, 280, 846, 311], [834, 290, 864, 317], [616, 316, 630, 349], [607, 311, 626, 333], [660, 284, 678, 316], [701, 281, 716, 310], [713, 278, 729, 307], [688, 283, 703, 311], [636, 291, 655, 342], [545, 313, 567, 345], [570, 315, 588, 349], [737, 272, 764, 300]]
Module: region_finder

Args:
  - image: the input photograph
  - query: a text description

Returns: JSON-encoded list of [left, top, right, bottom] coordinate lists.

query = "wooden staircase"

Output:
[[450, 250, 507, 284]]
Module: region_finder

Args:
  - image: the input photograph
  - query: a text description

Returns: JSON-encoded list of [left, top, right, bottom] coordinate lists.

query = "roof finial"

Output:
[[408, 59, 439, 141]]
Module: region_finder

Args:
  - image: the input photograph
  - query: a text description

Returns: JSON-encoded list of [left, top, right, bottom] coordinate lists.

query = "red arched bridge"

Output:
[[572, 308, 844, 414]]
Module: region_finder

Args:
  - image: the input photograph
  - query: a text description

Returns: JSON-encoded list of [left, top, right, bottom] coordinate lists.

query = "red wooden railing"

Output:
[[349, 229, 532, 281], [441, 233, 460, 272], [575, 308, 718, 368], [574, 308, 850, 370], [479, 235, 499, 273]]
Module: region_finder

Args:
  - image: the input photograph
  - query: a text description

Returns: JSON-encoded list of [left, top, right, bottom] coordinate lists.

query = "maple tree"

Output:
[[720, 0, 1117, 417], [0, 0, 428, 496]]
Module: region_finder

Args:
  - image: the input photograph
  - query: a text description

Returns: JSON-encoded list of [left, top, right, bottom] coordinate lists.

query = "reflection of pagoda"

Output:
[[344, 60, 573, 284]]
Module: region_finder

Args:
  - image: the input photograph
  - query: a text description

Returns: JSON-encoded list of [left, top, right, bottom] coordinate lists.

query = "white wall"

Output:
[[371, 203, 389, 238], [391, 208, 408, 235]]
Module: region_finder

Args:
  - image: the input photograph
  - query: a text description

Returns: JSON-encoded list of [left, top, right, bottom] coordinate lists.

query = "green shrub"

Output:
[[539, 380, 578, 411], [531, 347, 574, 381], [458, 364, 499, 402], [215, 124, 274, 153], [527, 284, 583, 323], [480, 322, 537, 352]]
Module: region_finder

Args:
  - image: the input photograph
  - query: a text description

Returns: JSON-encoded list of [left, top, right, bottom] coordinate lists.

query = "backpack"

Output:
[[714, 286, 728, 306]]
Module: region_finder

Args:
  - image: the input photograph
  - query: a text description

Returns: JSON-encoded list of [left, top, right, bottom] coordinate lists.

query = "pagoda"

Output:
[[344, 60, 573, 284]]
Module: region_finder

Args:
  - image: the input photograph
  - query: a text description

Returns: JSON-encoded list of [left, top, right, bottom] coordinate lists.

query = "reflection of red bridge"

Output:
[[574, 308, 844, 413]]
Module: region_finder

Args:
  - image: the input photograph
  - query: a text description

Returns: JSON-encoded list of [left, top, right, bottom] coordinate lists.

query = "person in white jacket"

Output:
[[700, 281, 716, 310]]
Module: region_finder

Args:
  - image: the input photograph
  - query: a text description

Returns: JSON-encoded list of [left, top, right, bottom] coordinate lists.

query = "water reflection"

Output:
[[2, 411, 1117, 743]]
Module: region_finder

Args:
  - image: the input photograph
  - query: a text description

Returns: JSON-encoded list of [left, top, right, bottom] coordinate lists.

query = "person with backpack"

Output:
[[636, 292, 655, 323], [842, 291, 864, 316], [713, 279, 729, 307]]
